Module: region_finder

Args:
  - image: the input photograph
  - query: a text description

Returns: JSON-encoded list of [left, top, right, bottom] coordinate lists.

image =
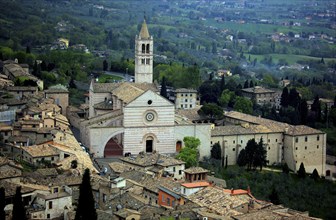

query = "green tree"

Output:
[[281, 87, 289, 108], [198, 103, 223, 119], [160, 76, 168, 99], [282, 163, 290, 174], [254, 138, 268, 171], [103, 59, 108, 71], [297, 162, 306, 178], [75, 169, 97, 220], [311, 168, 320, 181], [237, 149, 247, 167], [233, 97, 253, 114], [12, 186, 26, 220], [176, 137, 200, 168], [0, 187, 5, 220], [210, 143, 221, 160], [219, 90, 235, 107], [220, 75, 225, 92]]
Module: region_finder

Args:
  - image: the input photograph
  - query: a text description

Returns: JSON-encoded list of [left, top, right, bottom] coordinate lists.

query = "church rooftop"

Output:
[[139, 19, 150, 39]]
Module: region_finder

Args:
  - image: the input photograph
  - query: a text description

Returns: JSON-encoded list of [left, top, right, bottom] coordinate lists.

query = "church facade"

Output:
[[80, 20, 211, 158]]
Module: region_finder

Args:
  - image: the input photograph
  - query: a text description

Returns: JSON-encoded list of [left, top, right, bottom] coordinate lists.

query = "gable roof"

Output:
[[139, 20, 150, 39], [126, 89, 173, 107]]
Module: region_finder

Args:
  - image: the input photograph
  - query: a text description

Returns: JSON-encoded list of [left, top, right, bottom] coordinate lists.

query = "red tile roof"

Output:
[[181, 182, 210, 188]]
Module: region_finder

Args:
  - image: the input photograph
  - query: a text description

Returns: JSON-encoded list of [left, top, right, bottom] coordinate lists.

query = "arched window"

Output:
[[146, 44, 150, 53], [142, 44, 145, 53]]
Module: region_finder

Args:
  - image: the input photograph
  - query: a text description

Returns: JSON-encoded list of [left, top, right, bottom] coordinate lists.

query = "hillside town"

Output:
[[0, 20, 333, 220]]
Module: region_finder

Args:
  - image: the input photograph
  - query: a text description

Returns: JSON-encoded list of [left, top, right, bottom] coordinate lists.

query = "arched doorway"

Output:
[[176, 141, 182, 152], [104, 133, 124, 157], [146, 136, 154, 153]]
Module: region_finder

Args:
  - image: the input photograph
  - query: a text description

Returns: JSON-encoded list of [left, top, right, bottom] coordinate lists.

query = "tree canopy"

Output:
[[176, 137, 200, 168], [198, 103, 223, 119], [237, 138, 268, 170]]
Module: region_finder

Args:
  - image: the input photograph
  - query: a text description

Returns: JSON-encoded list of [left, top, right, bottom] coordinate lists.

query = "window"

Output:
[[295, 137, 298, 143], [48, 201, 52, 209], [241, 140, 243, 144], [317, 145, 319, 149], [51, 157, 54, 161], [181, 94, 183, 97], [162, 194, 165, 202], [142, 44, 145, 53], [275, 139, 278, 142], [268, 147, 270, 150], [190, 94, 192, 97], [103, 194, 107, 203], [141, 58, 145, 64], [184, 104, 187, 108], [179, 170, 182, 175], [146, 44, 150, 53], [185, 99, 188, 102], [173, 167, 176, 172], [53, 188, 58, 193], [190, 104, 192, 108], [305, 136, 308, 142], [305, 146, 307, 150], [233, 148, 235, 151], [167, 197, 170, 206], [268, 139, 270, 143], [146, 58, 150, 65], [233, 140, 235, 144], [180, 104, 183, 108], [295, 147, 298, 150], [317, 135, 320, 141], [47, 214, 50, 219]]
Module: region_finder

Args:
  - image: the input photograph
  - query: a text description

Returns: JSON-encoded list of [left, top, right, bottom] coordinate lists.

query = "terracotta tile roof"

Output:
[[108, 162, 138, 174], [45, 84, 68, 93], [175, 107, 203, 122], [121, 153, 185, 168], [181, 182, 210, 188], [241, 86, 275, 94], [7, 86, 38, 91], [285, 125, 324, 136], [184, 167, 209, 174], [92, 82, 120, 93], [35, 168, 58, 177], [0, 181, 35, 197], [175, 88, 197, 93], [7, 135, 29, 143], [111, 83, 145, 104], [225, 111, 324, 135], [24, 144, 59, 158], [212, 124, 273, 136], [188, 186, 270, 216], [93, 101, 114, 110]]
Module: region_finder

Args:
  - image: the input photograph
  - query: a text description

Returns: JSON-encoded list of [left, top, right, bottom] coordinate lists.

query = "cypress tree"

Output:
[[311, 168, 320, 181], [220, 75, 225, 92], [0, 187, 5, 220], [12, 187, 26, 220], [299, 99, 308, 125], [243, 80, 249, 88], [103, 59, 108, 71], [160, 76, 168, 99], [249, 80, 254, 88], [297, 162, 306, 178], [280, 87, 289, 108], [75, 169, 97, 220]]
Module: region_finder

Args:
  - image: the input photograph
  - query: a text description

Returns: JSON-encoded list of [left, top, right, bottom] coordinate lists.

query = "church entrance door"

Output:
[[146, 140, 153, 153], [176, 141, 182, 152]]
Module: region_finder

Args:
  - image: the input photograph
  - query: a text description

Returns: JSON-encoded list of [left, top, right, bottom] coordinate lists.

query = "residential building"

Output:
[[241, 86, 276, 106], [44, 84, 69, 116], [175, 88, 198, 109]]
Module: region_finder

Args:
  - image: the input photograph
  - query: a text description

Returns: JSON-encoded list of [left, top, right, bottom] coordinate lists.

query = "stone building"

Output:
[[44, 84, 69, 116], [218, 111, 326, 175], [80, 20, 211, 158], [241, 86, 276, 106], [175, 88, 199, 109]]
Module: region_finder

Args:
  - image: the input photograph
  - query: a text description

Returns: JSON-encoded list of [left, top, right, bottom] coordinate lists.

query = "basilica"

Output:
[[80, 20, 211, 158], [78, 20, 326, 176]]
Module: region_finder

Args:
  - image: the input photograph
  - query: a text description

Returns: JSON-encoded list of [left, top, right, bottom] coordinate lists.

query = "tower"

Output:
[[135, 20, 153, 83]]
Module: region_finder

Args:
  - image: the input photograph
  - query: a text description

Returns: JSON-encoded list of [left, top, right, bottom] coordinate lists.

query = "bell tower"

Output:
[[135, 20, 153, 83]]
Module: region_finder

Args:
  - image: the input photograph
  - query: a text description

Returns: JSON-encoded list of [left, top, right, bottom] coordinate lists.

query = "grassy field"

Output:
[[246, 53, 336, 65], [97, 74, 123, 83]]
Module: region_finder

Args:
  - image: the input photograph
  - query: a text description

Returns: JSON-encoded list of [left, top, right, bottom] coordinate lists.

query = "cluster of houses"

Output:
[[0, 19, 330, 219], [0, 151, 322, 219]]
